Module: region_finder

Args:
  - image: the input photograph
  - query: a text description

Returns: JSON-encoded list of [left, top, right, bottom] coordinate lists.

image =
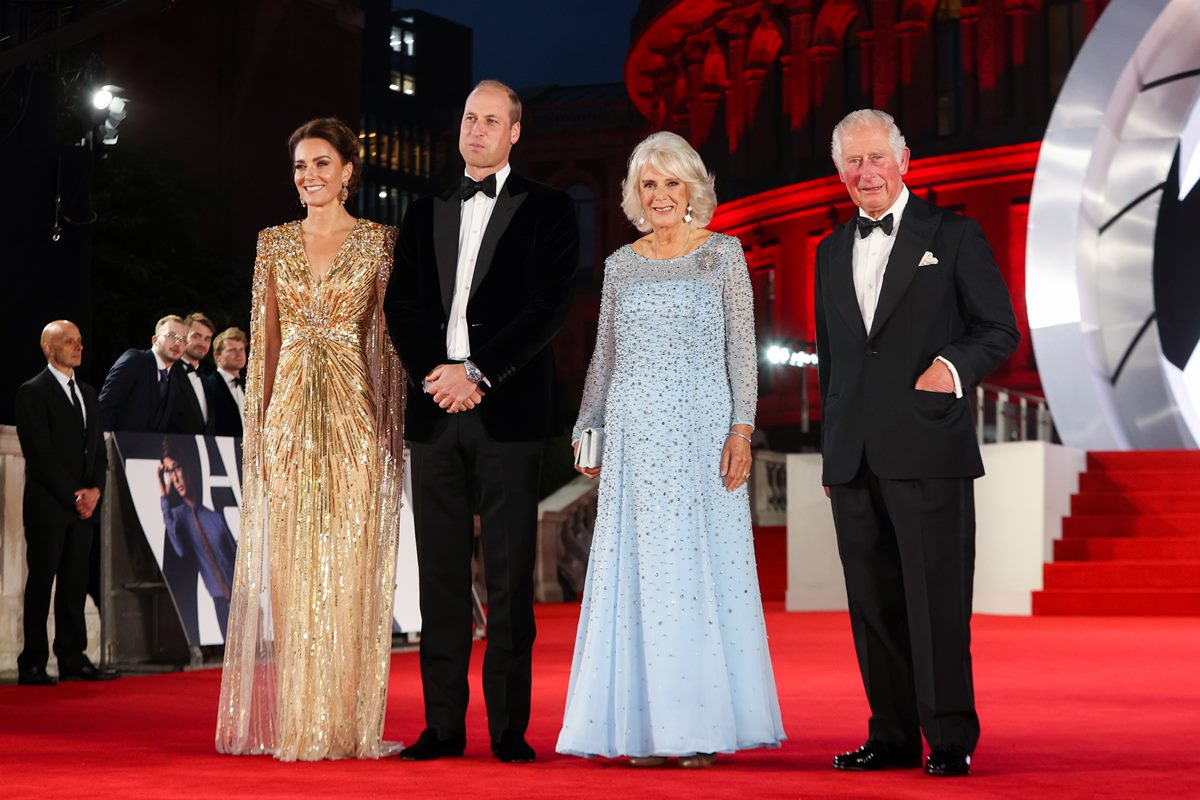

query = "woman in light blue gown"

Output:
[[557, 131, 785, 767]]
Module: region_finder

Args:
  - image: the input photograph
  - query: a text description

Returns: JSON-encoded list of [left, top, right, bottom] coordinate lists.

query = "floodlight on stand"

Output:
[[92, 87, 114, 110]]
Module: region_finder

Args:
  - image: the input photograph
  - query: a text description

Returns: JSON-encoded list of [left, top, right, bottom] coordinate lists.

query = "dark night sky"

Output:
[[396, 1, 644, 89]]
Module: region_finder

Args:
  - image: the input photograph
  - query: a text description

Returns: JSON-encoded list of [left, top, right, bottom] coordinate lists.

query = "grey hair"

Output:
[[620, 131, 717, 233], [830, 109, 906, 168]]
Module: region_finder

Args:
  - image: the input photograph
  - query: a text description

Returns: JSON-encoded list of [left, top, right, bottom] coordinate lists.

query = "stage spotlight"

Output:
[[92, 87, 114, 110], [90, 85, 128, 146]]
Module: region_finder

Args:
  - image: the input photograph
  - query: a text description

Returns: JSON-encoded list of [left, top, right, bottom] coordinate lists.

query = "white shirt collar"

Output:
[[47, 363, 75, 389], [153, 350, 169, 372], [858, 184, 910, 228], [463, 162, 511, 199], [217, 368, 240, 383]]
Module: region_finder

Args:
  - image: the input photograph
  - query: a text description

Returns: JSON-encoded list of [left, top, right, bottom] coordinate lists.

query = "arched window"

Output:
[[567, 183, 595, 282], [843, 17, 869, 112], [1047, 0, 1087, 98], [935, 0, 963, 136]]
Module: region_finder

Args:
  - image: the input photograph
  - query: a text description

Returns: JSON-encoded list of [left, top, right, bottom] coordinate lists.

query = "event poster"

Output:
[[113, 432, 421, 647]]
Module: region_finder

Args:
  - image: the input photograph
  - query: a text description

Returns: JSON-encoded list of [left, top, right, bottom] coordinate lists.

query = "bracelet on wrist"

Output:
[[727, 430, 752, 445]]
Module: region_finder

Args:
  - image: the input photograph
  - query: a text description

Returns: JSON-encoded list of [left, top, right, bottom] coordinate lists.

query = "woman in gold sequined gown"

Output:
[[215, 118, 406, 762]]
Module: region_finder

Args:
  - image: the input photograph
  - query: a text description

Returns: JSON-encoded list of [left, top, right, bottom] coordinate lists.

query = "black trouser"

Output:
[[829, 456, 980, 755], [19, 520, 94, 673], [408, 411, 542, 741]]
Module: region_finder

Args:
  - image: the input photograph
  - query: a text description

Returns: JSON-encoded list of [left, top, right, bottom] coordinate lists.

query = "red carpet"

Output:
[[1036, 450, 1200, 615], [3, 604, 1198, 799]]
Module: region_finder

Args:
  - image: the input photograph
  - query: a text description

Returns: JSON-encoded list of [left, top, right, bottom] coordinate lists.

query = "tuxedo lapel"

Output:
[[39, 369, 77, 428], [868, 194, 941, 340], [433, 192, 459, 317], [470, 174, 528, 299], [829, 220, 867, 340]]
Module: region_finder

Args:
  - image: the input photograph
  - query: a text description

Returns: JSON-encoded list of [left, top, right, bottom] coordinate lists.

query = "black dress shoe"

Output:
[[398, 728, 466, 761], [58, 660, 120, 682], [832, 741, 922, 771], [17, 666, 57, 686], [925, 748, 971, 776], [491, 731, 536, 763]]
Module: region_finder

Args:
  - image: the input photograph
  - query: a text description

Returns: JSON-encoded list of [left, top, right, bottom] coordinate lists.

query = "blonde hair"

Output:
[[621, 131, 717, 233], [213, 327, 247, 355]]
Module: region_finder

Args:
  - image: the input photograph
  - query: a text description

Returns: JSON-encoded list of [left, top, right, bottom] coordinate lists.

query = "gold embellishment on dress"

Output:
[[216, 219, 405, 762]]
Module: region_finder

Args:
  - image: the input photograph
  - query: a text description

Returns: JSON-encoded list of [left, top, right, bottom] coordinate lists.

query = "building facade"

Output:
[[624, 0, 1110, 437]]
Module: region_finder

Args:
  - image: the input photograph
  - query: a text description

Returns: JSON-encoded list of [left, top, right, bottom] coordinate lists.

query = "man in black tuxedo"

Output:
[[167, 311, 216, 436], [99, 314, 188, 434], [385, 79, 578, 764], [204, 327, 247, 438], [814, 110, 1018, 777], [16, 321, 118, 684]]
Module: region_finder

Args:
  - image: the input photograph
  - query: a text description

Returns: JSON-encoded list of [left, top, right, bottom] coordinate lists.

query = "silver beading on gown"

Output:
[[557, 232, 786, 758]]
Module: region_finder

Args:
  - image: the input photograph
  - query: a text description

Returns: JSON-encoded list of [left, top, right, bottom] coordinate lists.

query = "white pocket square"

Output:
[[918, 251, 939, 266]]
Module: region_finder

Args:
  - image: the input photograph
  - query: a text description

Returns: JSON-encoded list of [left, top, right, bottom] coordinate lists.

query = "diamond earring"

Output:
[[636, 216, 645, 227], [683, 205, 693, 224]]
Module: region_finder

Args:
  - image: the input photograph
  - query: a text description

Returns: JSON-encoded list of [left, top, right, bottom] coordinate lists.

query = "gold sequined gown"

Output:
[[216, 219, 406, 761]]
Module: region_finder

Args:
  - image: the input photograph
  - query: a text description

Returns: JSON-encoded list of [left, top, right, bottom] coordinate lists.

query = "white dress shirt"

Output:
[[47, 363, 86, 426], [447, 162, 510, 361], [183, 358, 209, 422], [217, 367, 245, 417], [853, 185, 962, 397]]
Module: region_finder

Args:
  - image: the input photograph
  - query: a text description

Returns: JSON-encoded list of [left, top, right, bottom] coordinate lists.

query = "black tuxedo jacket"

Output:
[[16, 368, 107, 528], [204, 371, 243, 438], [385, 170, 579, 442], [814, 193, 1020, 484], [98, 348, 175, 433], [168, 363, 214, 436]]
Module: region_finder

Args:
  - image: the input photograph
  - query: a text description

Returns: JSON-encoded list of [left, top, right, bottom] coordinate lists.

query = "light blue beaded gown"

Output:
[[557, 232, 786, 759]]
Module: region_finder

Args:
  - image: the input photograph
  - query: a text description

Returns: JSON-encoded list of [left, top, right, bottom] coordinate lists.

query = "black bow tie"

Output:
[[459, 173, 497, 201], [232, 376, 244, 389], [183, 363, 197, 374], [857, 213, 894, 238]]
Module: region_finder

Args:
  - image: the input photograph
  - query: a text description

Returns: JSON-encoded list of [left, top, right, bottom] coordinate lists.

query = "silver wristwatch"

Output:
[[463, 359, 483, 384]]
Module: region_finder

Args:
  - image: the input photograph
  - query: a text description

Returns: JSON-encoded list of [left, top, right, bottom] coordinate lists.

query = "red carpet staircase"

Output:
[[1034, 450, 1200, 616]]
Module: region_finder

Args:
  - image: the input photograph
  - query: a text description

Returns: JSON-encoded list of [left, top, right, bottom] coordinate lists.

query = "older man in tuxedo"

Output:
[[385, 79, 578, 764], [814, 110, 1019, 777], [16, 321, 117, 684]]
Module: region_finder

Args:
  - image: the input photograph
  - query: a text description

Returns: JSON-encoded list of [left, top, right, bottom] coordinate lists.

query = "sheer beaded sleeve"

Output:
[[572, 254, 618, 442], [722, 237, 758, 428]]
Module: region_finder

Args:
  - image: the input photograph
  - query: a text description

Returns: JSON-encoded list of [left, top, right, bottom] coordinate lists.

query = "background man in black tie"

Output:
[[168, 311, 216, 435], [814, 109, 1019, 777], [99, 314, 188, 434], [95, 314, 190, 612], [385, 79, 579, 764], [16, 321, 117, 684], [205, 327, 247, 438]]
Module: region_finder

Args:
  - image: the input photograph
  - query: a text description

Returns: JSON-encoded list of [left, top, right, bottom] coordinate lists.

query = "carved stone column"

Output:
[[722, 14, 749, 153], [896, 19, 932, 137]]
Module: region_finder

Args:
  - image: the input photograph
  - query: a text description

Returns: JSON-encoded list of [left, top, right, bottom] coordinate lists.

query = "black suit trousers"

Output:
[[19, 520, 94, 672], [408, 411, 542, 740], [829, 455, 980, 755]]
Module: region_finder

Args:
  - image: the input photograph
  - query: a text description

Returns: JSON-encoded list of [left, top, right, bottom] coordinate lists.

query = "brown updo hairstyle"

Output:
[[287, 117, 363, 196]]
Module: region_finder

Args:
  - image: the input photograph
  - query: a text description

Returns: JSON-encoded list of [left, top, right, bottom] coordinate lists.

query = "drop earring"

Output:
[[636, 216, 646, 227], [300, 196, 307, 208], [338, 183, 349, 204], [683, 205, 693, 224]]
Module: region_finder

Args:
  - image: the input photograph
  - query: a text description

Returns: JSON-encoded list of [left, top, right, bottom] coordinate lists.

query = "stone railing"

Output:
[[750, 449, 788, 527], [535, 476, 599, 603], [974, 384, 1054, 444], [0, 425, 101, 676]]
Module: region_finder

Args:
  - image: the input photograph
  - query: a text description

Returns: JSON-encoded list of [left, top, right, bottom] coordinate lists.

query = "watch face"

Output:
[[1026, 0, 1200, 449]]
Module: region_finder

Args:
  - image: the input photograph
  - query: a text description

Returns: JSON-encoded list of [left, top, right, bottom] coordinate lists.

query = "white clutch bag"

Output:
[[574, 427, 605, 469]]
